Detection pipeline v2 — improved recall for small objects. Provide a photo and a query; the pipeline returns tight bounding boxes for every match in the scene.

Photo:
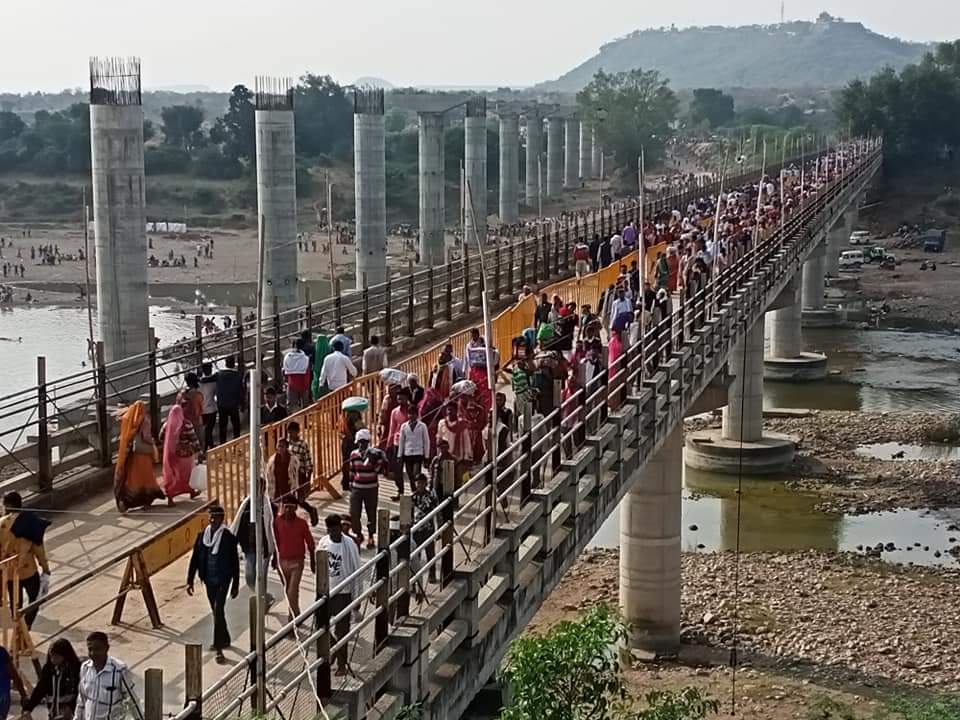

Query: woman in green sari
[311,334,331,399]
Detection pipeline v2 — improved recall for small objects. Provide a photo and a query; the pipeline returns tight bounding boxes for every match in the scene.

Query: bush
[192,147,243,180]
[145,145,192,175]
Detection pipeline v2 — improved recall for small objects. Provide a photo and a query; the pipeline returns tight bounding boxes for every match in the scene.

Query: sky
[2,0,958,93]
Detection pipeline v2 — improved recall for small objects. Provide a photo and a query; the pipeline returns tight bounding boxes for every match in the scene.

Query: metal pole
[82,193,95,364]
[251,214,267,714]
[537,154,543,221]
[327,174,336,299]
[465,179,498,536]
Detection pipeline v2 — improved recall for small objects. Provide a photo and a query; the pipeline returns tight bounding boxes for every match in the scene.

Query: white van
[849,230,871,245]
[839,249,864,270]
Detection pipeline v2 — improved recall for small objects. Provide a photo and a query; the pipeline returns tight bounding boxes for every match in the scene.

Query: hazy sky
[3,1,958,93]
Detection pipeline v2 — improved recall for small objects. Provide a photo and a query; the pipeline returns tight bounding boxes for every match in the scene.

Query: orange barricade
[206,254,637,521]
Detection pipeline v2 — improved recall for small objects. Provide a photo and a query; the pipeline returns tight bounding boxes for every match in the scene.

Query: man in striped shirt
[347,429,384,549]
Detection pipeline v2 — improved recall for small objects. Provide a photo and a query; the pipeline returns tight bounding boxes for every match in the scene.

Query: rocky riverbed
[687,411,960,514]
[532,549,960,696]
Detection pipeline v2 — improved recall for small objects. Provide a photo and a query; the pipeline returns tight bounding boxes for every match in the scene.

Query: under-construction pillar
[546,117,563,197]
[564,117,580,190]
[498,112,519,225]
[418,112,445,266]
[463,97,487,244]
[524,107,542,209]
[354,88,387,288]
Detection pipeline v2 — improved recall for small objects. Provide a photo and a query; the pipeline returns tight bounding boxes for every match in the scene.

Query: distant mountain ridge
[538,15,933,92]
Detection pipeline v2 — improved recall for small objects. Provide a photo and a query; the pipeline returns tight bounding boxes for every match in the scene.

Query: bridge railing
[194,144,881,720]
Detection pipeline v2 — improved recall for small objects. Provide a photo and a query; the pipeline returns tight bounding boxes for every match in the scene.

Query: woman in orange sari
[114,401,164,511]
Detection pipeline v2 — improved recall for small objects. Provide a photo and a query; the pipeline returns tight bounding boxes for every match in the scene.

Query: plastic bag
[39,573,51,599]
[379,368,408,386]
[189,463,208,493]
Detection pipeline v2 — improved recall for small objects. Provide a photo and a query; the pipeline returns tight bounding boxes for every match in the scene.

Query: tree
[576,69,678,172]
[209,84,255,165]
[689,89,734,128]
[499,605,628,720]
[0,112,25,143]
[293,74,352,159]
[160,105,205,150]
[385,108,407,133]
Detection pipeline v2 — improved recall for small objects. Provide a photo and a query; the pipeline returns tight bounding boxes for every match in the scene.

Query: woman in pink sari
[159,403,200,506]
[608,330,625,410]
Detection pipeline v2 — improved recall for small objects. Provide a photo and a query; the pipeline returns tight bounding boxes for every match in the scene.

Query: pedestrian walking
[186,505,240,664]
[274,499,316,617]
[318,514,361,677]
[282,339,311,410]
[361,335,388,374]
[21,638,81,720]
[215,356,244,444]
[74,632,141,720]
[397,405,430,498]
[0,491,51,629]
[198,362,218,452]
[230,484,276,606]
[346,429,385,549]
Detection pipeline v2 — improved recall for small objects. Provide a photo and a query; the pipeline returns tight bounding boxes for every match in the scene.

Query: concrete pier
[579,124,593,180]
[686,316,796,474]
[255,82,299,315]
[620,424,681,656]
[800,241,841,326]
[498,112,519,225]
[546,117,563,197]
[764,284,828,381]
[564,117,580,190]
[464,97,488,244]
[89,58,149,365]
[418,112,445,266]
[524,108,542,210]
[354,88,387,288]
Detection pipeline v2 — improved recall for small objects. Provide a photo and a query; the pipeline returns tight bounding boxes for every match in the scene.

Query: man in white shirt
[74,632,141,720]
[282,339,311,410]
[318,340,357,392]
[318,514,361,676]
[397,405,430,496]
[361,335,388,375]
[609,287,634,332]
[609,232,624,260]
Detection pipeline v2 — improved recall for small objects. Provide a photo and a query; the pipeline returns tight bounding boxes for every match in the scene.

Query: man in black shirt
[215,356,244,444]
[260,386,289,425]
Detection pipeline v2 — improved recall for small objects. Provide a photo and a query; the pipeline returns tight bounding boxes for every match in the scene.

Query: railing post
[314,548,331,700]
[362,277,371,352]
[544,231,551,279]
[248,597,259,710]
[494,243,501,299]
[235,305,245,369]
[426,266,435,329]
[374,508,391,651]
[385,272,394,347]
[95,342,110,466]
[462,251,471,314]
[36,356,51,492]
[147,328,160,436]
[445,262,453,323]
[520,402,532,503]
[305,285,313,333]
[563,222,570,272]
[194,314,203,371]
[272,296,282,385]
[440,461,455,586]
[334,277,343,329]
[144,668,162,720]
[407,261,416,338]
[520,240,527,288]
[184,644,203,720]
[551,379,562,473]
[507,240,515,294]
[397,497,413,618]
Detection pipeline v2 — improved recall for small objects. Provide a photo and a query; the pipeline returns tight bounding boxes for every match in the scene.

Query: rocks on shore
[539,548,960,692]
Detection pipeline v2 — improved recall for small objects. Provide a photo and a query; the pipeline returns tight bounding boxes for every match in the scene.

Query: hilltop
[538,14,932,92]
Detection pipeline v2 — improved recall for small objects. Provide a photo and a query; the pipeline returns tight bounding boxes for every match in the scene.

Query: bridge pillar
[685,316,795,474]
[524,108,542,209]
[354,88,388,288]
[564,117,580,190]
[620,424,681,657]
[764,284,827,381]
[579,123,593,181]
[499,112,520,225]
[418,111,445,266]
[464,98,488,244]
[591,131,602,178]
[546,117,563,197]
[800,240,842,327]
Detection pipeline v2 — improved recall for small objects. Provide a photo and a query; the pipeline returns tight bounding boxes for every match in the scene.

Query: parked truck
[922,229,947,253]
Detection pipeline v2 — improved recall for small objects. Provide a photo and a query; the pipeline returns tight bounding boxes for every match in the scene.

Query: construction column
[619,424,682,656]
[255,78,299,315]
[354,88,387,288]
[524,107,542,210]
[418,112,445,266]
[685,317,795,474]
[498,112,519,225]
[463,97,487,244]
[564,116,580,190]
[592,128,602,178]
[579,123,593,180]
[546,117,563,197]
[89,57,149,366]
[800,240,839,326]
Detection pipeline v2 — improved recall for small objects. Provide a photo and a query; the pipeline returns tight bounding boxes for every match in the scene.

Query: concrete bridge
[0,57,880,720]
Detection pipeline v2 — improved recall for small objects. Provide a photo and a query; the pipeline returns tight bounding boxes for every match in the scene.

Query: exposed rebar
[465,96,487,118]
[353,87,384,115]
[89,57,142,106]
[254,76,294,111]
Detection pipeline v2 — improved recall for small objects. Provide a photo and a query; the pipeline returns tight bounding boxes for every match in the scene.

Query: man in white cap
[346,428,384,549]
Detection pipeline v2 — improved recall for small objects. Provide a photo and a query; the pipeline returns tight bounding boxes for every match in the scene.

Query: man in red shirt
[274,499,316,617]
[386,388,411,500]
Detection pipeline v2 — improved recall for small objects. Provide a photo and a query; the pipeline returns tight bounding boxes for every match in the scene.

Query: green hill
[538,14,932,92]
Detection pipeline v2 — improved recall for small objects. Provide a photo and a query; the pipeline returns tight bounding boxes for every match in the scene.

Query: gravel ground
[533,549,960,694]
